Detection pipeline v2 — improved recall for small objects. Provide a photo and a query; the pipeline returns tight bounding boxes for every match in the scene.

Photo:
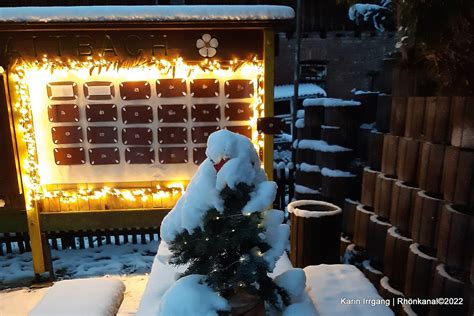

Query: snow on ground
[0,240,158,315]
[0,5,294,23]
[0,274,149,316]
[0,240,158,285]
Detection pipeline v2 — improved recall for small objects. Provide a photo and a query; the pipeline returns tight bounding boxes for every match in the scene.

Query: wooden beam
[40,208,169,232]
[263,29,275,180]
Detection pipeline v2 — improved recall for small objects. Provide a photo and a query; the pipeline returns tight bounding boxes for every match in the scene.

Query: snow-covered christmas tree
[159,130,314,315]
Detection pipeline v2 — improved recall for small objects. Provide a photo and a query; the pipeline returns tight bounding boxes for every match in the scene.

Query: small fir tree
[167,182,290,312]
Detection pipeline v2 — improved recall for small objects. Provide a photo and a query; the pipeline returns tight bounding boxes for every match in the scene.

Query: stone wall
[275,32,396,98]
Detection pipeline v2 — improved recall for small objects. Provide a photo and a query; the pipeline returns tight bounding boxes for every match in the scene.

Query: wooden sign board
[0,5,292,275]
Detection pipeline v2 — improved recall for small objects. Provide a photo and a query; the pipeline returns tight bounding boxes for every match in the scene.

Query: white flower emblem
[196,33,218,58]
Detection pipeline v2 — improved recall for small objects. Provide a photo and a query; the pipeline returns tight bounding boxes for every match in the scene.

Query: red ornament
[214,158,230,172]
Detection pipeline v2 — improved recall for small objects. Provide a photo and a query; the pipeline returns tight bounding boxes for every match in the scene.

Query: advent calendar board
[28,67,258,185]
[0,4,296,213]
[0,5,294,275]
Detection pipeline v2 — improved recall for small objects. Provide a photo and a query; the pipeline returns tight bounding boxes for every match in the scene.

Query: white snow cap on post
[303,97,361,107]
[0,5,294,23]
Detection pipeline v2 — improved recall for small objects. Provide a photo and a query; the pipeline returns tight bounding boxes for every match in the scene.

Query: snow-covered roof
[274,83,326,101]
[0,5,295,23]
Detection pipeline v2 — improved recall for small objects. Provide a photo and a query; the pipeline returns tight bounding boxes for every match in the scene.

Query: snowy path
[0,275,148,316]
[0,240,159,315]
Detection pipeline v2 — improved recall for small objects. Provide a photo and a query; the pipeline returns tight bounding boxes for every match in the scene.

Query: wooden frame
[0,9,290,275]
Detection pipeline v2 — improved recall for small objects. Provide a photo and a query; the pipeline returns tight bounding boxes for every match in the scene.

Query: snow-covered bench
[29,278,125,316]
[137,242,394,316]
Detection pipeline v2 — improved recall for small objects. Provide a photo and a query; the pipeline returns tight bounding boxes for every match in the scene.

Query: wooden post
[6,71,46,274]
[263,29,274,180]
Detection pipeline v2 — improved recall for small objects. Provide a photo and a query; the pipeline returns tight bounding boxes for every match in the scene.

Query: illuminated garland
[44,184,184,204]
[11,56,265,210]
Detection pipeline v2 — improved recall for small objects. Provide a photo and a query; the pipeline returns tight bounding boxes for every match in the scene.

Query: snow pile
[29,278,125,316]
[0,5,294,23]
[295,118,305,128]
[274,269,317,316]
[360,122,376,130]
[160,130,272,243]
[274,83,327,101]
[351,88,380,95]
[297,139,352,152]
[321,168,355,178]
[299,163,321,173]
[321,125,340,130]
[297,109,305,119]
[303,98,361,107]
[294,184,320,195]
[304,264,394,316]
[159,275,230,316]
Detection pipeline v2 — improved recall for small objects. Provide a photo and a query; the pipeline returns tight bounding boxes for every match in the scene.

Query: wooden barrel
[321,170,358,206]
[288,200,342,268]
[390,181,420,234]
[362,260,384,289]
[343,243,367,268]
[357,125,373,160]
[374,173,397,219]
[417,142,445,195]
[353,204,375,249]
[366,215,392,270]
[304,104,324,128]
[442,146,474,207]
[436,204,474,271]
[429,264,473,316]
[361,167,380,207]
[340,235,351,258]
[450,96,474,149]
[316,148,354,170]
[396,137,420,183]
[411,191,444,250]
[354,91,378,123]
[324,103,361,130]
[295,147,317,165]
[384,227,412,289]
[381,134,400,176]
[295,164,321,191]
[390,96,407,136]
[423,96,451,144]
[405,97,426,138]
[405,243,438,299]
[342,199,359,238]
[321,125,356,148]
[376,94,392,133]
[368,130,384,171]
[379,276,404,315]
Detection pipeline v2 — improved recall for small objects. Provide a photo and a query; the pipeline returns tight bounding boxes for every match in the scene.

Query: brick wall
[276,32,396,98]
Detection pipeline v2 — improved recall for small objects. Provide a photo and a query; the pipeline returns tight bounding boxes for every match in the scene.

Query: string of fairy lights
[10,55,265,211]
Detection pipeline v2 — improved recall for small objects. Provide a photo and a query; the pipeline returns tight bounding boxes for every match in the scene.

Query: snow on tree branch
[348,0,392,32]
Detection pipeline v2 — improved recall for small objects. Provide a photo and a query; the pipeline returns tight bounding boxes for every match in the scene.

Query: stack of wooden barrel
[347,95,473,315]
[293,94,382,207]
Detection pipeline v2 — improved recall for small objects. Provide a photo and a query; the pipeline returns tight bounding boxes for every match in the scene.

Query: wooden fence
[0,228,160,255]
